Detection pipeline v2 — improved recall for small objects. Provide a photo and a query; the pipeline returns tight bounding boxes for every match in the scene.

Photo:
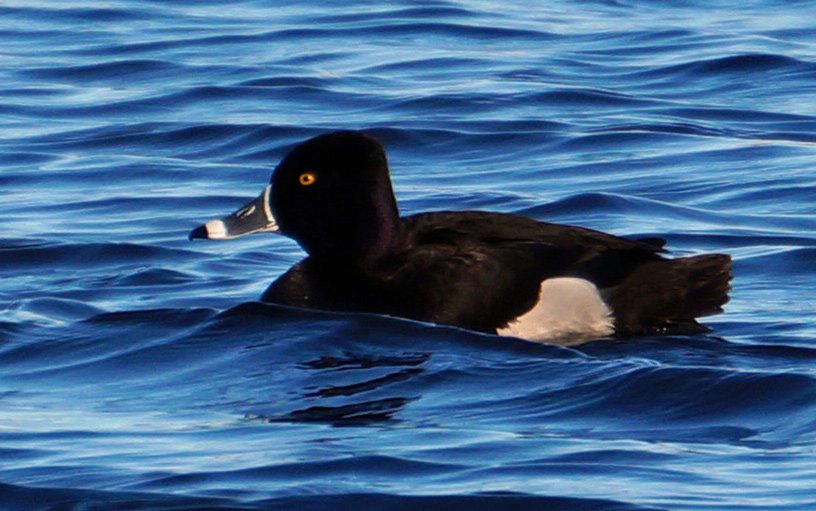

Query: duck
[190,130,731,343]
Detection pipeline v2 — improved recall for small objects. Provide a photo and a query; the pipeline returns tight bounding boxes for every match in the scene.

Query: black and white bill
[189,185,278,240]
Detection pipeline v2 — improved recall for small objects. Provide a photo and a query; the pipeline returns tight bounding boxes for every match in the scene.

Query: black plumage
[194,131,732,339]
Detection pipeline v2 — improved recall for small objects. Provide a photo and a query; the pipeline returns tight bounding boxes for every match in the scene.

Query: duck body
[191,131,731,343]
[260,210,730,340]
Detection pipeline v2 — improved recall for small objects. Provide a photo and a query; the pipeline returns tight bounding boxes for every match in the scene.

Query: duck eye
[298,172,317,186]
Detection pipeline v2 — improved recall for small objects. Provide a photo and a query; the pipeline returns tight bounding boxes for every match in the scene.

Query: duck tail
[606,252,732,335]
[680,253,732,318]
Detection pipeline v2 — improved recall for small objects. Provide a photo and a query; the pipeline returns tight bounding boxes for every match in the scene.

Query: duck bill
[189,185,279,240]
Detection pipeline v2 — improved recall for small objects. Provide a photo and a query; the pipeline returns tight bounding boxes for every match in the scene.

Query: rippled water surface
[2,1,816,510]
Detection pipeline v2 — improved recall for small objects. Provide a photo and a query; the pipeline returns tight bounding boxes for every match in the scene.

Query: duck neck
[311,186,401,271]
[361,188,401,267]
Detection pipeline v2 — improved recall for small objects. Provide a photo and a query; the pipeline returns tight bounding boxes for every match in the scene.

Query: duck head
[190,131,401,267]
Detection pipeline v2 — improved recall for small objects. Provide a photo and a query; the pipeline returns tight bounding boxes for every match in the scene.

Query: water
[2,1,816,509]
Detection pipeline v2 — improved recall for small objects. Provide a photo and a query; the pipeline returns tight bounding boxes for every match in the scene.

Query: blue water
[2,1,816,509]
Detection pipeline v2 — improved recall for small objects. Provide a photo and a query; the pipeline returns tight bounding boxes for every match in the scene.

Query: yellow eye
[298,172,317,186]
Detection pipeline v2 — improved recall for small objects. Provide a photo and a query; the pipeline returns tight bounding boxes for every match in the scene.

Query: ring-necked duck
[190,131,731,343]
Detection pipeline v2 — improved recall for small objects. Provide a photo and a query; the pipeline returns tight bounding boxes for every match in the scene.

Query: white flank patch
[204,219,229,239]
[497,277,615,344]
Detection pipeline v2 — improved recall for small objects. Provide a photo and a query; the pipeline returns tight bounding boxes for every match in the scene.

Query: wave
[22,59,185,82]
[0,483,663,511]
[5,301,815,435]
[0,6,152,23]
[0,240,198,269]
[641,53,816,79]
